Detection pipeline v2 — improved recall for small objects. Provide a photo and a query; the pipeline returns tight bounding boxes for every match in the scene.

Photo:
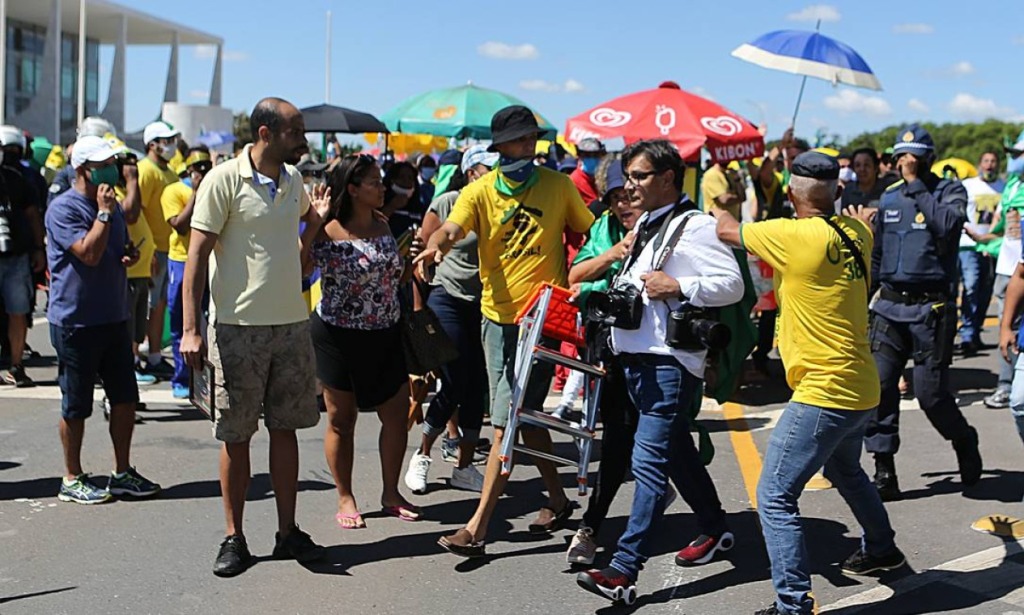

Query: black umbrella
[300,104,388,134]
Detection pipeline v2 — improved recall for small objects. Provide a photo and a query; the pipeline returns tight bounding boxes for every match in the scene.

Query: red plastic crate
[514,283,585,347]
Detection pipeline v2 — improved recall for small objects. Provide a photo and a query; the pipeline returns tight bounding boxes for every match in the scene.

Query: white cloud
[189,89,210,100]
[949,61,975,76]
[948,93,1016,121]
[477,41,539,60]
[193,45,248,61]
[519,79,586,93]
[892,23,934,34]
[563,79,586,93]
[691,86,716,101]
[786,4,841,22]
[907,98,930,113]
[823,89,892,116]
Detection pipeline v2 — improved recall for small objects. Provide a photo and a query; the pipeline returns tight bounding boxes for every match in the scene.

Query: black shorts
[310,311,407,409]
[50,321,139,419]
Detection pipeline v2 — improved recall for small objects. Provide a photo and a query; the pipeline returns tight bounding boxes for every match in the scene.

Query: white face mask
[391,185,415,198]
[157,144,176,163]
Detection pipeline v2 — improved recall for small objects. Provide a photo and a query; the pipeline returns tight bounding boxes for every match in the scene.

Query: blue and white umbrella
[732,28,881,125]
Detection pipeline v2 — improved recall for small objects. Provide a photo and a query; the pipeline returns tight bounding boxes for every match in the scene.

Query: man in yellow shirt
[161,147,212,399]
[714,152,904,615]
[417,106,594,557]
[701,162,745,220]
[137,120,181,377]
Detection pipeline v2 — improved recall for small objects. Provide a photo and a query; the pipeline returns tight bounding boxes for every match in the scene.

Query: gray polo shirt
[430,190,481,302]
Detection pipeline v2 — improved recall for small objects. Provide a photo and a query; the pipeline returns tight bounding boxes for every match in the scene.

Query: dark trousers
[582,360,638,534]
[422,286,488,440]
[864,311,973,455]
[754,309,777,364]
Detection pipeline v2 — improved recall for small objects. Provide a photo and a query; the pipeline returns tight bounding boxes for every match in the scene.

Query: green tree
[233,112,252,147]
[844,120,1024,166]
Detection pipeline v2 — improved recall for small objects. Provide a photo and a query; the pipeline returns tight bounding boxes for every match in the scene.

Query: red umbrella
[565,82,764,163]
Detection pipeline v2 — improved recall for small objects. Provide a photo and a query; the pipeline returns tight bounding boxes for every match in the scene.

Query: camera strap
[651,209,701,272]
[620,197,697,277]
[821,215,870,295]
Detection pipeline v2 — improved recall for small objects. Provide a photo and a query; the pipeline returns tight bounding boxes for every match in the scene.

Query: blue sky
[113,0,1024,145]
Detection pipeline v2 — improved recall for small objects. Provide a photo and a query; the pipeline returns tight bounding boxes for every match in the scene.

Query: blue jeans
[758,402,898,614]
[167,259,188,388]
[958,249,993,345]
[1006,354,1024,447]
[610,354,728,580]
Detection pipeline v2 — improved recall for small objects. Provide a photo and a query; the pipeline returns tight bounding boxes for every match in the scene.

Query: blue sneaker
[135,370,157,385]
[58,474,112,505]
[172,384,190,399]
[108,467,161,498]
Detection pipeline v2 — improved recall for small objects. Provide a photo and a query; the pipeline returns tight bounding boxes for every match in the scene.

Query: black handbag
[400,281,459,376]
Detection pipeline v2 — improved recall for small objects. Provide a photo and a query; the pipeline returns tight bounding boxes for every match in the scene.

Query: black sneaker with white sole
[576,567,637,605]
[841,546,906,576]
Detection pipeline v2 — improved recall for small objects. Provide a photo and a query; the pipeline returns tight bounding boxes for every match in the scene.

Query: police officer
[864,124,982,501]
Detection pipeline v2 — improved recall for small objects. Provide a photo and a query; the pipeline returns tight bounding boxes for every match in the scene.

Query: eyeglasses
[624,169,662,185]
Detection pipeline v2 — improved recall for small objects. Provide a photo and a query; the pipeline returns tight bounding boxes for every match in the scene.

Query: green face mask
[88,165,119,187]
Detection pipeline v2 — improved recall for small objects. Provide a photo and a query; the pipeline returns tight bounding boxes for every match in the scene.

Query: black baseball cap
[488,105,545,152]
[791,151,839,180]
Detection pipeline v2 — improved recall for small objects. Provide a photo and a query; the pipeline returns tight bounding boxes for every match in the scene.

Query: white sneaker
[567,526,597,565]
[404,453,431,494]
[450,465,484,492]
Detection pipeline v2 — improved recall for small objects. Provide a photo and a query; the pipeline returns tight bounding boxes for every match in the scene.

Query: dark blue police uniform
[864,125,982,500]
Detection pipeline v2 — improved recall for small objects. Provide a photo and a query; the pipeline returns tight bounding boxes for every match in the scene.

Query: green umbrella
[382,83,557,140]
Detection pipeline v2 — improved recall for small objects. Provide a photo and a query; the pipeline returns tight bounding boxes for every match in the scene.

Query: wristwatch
[97,211,112,224]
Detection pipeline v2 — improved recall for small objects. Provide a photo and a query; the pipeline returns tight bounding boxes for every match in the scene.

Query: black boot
[953,426,982,487]
[873,454,901,501]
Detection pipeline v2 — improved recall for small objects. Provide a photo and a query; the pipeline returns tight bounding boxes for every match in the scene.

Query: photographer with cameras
[714,151,904,615]
[576,140,743,604]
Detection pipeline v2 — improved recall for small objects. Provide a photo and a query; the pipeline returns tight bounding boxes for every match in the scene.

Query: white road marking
[821,539,1024,612]
[0,386,186,405]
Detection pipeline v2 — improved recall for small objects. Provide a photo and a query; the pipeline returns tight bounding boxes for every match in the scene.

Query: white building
[1,0,225,147]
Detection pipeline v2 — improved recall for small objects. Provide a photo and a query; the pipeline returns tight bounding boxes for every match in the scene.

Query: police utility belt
[586,200,730,352]
[879,288,947,305]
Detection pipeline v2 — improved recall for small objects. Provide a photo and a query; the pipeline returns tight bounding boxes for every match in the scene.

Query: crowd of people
[5,96,1023,615]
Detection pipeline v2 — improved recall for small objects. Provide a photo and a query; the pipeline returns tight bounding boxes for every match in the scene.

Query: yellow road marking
[722,401,763,509]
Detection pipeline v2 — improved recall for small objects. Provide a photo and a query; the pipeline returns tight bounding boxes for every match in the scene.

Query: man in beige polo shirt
[181,97,331,577]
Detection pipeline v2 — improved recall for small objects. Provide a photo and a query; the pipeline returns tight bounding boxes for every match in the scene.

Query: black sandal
[528,501,576,534]
[438,529,486,558]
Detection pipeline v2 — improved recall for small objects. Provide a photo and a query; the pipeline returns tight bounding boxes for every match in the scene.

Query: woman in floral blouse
[308,154,419,528]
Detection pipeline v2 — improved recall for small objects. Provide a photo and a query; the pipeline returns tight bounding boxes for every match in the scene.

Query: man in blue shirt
[46,135,161,505]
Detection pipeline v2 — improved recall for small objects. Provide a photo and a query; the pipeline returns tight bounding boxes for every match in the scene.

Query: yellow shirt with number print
[740,215,879,410]
[447,166,594,324]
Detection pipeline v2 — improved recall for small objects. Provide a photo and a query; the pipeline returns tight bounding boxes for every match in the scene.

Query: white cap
[143,120,179,145]
[0,125,26,149]
[78,116,116,138]
[461,144,499,173]
[70,135,116,169]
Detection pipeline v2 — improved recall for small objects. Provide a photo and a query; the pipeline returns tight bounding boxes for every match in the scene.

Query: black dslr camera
[587,285,643,330]
[665,303,731,351]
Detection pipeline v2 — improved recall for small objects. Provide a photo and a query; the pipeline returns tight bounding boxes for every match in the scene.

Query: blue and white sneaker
[58,474,112,505]
[172,384,190,399]
[135,370,157,386]
[108,467,161,498]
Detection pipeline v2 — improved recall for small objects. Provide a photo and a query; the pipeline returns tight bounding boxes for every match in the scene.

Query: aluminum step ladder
[499,283,605,495]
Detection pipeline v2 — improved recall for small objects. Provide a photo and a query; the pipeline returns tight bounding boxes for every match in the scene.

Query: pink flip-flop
[336,511,366,529]
[381,504,422,522]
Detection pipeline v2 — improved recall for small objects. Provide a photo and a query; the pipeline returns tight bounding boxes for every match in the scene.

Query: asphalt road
[1,317,1022,615]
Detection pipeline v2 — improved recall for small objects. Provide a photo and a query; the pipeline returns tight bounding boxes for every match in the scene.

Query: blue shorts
[51,321,139,420]
[149,251,169,308]
[0,254,33,315]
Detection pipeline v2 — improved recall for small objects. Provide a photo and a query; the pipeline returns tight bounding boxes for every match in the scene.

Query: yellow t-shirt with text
[137,157,180,252]
[740,216,879,410]
[447,167,594,324]
[161,181,193,262]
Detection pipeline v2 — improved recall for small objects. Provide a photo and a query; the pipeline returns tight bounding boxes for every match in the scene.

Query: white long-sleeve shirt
[610,202,745,379]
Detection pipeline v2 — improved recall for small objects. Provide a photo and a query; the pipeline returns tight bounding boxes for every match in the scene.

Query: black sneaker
[873,454,901,502]
[213,534,254,577]
[576,567,637,605]
[2,365,34,388]
[953,427,982,487]
[272,525,325,563]
[841,546,906,576]
[142,358,175,379]
[753,605,780,615]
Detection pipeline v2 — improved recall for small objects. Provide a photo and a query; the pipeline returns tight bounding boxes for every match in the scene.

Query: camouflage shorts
[208,320,319,443]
